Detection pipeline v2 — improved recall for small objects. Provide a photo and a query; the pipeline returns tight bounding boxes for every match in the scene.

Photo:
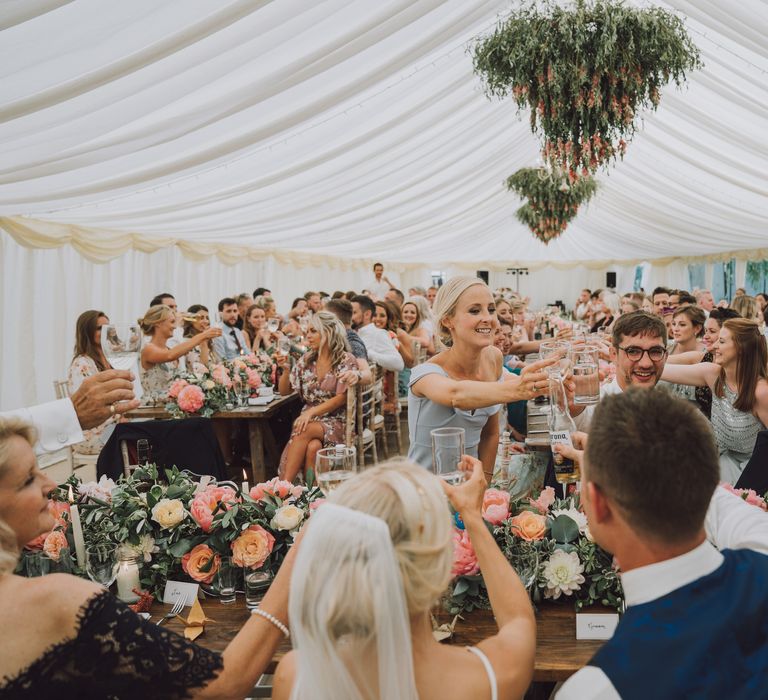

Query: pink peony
[211,364,232,388]
[245,368,262,389]
[168,379,189,399]
[720,483,768,511]
[529,486,556,515]
[250,477,303,501]
[451,528,479,577]
[482,488,511,525]
[177,384,204,413]
[42,530,69,562]
[189,485,239,532]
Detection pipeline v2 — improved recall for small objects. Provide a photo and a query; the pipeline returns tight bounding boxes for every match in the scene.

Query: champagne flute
[101,324,142,371]
[85,544,119,588]
[315,446,357,495]
[430,427,465,484]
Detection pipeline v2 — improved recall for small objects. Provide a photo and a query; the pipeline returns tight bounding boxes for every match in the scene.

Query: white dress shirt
[368,279,391,301]
[1,399,84,454]
[357,323,404,372]
[557,488,768,699]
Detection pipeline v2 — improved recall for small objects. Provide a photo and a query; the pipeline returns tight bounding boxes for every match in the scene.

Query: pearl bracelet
[251,608,290,639]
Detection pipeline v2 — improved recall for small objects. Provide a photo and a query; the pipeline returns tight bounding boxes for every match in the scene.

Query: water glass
[244,569,272,609]
[539,340,571,376]
[217,557,237,604]
[100,324,142,371]
[85,544,119,587]
[49,549,76,574]
[267,318,280,334]
[571,347,600,404]
[430,427,465,484]
[23,550,51,577]
[315,446,358,495]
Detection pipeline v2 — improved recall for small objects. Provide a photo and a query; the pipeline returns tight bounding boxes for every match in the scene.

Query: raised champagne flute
[101,324,142,371]
[315,446,357,495]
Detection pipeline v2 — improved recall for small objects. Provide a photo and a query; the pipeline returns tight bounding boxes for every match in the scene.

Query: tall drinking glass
[430,427,465,484]
[217,557,237,604]
[100,324,142,371]
[244,569,272,610]
[539,340,572,376]
[571,347,600,404]
[315,446,357,495]
[23,550,51,577]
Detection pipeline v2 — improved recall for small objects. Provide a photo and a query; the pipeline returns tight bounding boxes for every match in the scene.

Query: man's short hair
[304,291,318,300]
[150,293,174,307]
[373,262,383,270]
[326,298,353,326]
[582,288,591,295]
[388,288,405,305]
[253,287,270,298]
[677,291,697,305]
[235,293,252,306]
[652,286,671,299]
[352,294,376,318]
[586,389,719,543]
[218,297,237,312]
[612,311,667,347]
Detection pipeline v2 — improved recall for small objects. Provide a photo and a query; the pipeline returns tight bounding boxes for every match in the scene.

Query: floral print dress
[278,352,358,473]
[67,355,117,454]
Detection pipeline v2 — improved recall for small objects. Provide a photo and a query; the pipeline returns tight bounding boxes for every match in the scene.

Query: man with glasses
[572,311,668,431]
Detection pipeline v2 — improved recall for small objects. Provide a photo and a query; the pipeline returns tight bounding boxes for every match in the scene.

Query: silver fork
[157,599,185,626]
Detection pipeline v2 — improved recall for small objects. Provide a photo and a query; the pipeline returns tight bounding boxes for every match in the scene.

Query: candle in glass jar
[68,486,86,568]
[116,555,141,602]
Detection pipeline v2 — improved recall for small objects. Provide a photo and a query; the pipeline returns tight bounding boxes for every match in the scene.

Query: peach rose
[181,544,221,584]
[529,486,556,515]
[250,477,303,502]
[451,529,479,577]
[509,510,548,541]
[42,530,69,562]
[231,525,275,569]
[168,378,189,399]
[188,485,238,533]
[177,385,204,413]
[482,488,511,525]
[26,501,71,550]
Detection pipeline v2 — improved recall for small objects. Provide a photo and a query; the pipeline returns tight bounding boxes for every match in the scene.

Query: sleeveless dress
[710,383,765,483]
[407,363,501,468]
[0,590,221,699]
[139,359,178,405]
[466,646,498,700]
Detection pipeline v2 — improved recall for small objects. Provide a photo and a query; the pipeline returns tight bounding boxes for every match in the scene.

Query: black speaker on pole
[606,271,617,288]
[477,270,489,284]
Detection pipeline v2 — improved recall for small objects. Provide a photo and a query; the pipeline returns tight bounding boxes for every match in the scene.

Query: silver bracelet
[251,608,290,639]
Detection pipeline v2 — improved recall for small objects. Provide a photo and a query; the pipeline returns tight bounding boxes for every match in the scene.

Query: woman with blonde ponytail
[273,457,536,700]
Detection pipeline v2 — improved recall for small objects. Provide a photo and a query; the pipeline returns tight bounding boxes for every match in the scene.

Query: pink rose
[482,488,510,525]
[246,368,262,390]
[168,378,189,399]
[529,486,556,514]
[451,528,479,577]
[42,530,68,562]
[177,385,204,413]
[720,483,768,511]
[231,525,275,569]
[181,544,220,584]
[189,485,239,532]
[250,477,303,501]
[211,364,232,388]
[309,498,326,512]
[243,354,259,365]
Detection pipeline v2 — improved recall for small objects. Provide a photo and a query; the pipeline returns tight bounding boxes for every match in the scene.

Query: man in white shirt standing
[351,295,404,372]
[368,262,393,301]
[574,288,591,321]
[556,390,768,699]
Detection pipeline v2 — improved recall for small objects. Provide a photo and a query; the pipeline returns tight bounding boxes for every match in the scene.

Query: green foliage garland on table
[507,167,598,243]
[473,0,701,177]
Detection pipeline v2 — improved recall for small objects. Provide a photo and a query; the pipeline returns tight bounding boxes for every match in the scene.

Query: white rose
[202,380,215,390]
[270,504,304,531]
[151,498,187,529]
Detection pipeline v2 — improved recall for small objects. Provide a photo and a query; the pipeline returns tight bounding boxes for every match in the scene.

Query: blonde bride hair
[0,418,37,574]
[431,276,490,348]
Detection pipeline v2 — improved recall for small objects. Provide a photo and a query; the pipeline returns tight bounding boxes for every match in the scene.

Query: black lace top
[0,591,222,699]
[695,351,714,418]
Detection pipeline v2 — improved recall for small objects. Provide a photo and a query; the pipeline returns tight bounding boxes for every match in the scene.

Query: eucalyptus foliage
[474,0,701,175]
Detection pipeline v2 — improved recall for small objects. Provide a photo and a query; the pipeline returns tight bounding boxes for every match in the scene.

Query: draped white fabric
[0,0,766,409]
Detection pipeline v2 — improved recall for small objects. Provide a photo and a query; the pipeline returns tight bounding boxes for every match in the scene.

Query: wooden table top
[126,392,298,420]
[150,596,605,682]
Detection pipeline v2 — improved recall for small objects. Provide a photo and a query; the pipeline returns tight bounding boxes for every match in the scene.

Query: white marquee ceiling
[0,0,766,266]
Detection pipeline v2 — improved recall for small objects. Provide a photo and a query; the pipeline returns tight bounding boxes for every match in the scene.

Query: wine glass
[266,318,280,334]
[314,446,357,495]
[85,544,119,588]
[298,315,310,333]
[101,324,142,371]
[430,427,465,484]
[277,337,292,357]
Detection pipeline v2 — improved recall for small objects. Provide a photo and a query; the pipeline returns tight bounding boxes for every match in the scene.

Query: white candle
[116,557,141,602]
[68,486,86,568]
[241,481,249,493]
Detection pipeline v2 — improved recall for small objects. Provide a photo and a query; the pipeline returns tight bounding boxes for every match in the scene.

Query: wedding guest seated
[556,390,768,700]
[67,311,119,455]
[212,298,248,360]
[426,285,438,307]
[252,286,271,299]
[325,298,372,386]
[281,297,309,337]
[590,291,619,333]
[234,293,253,330]
[149,293,177,314]
[273,457,536,700]
[351,295,404,372]
[253,294,283,327]
[275,312,358,482]
[651,286,671,315]
[374,300,414,369]
[384,287,405,306]
[406,295,437,352]
[182,304,216,368]
[660,304,706,407]
[139,305,221,402]
[695,288,716,313]
[304,291,322,315]
[732,294,765,328]
[243,304,276,353]
[0,417,297,699]
[401,299,434,356]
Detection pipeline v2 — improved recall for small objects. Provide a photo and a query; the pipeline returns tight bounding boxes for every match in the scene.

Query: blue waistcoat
[590,549,768,699]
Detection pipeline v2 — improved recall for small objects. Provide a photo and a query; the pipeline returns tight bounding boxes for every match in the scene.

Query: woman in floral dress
[276,312,358,482]
[67,310,117,454]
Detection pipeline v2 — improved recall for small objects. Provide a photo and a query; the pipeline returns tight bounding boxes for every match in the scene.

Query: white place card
[576,613,619,640]
[162,580,199,606]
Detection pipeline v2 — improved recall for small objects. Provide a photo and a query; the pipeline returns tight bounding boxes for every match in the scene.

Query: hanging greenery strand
[507,167,598,244]
[474,0,702,178]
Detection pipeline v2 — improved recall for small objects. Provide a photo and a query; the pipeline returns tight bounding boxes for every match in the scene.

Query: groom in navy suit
[557,389,768,700]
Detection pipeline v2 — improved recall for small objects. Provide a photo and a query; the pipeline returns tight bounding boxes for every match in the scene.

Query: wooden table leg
[248,421,266,484]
